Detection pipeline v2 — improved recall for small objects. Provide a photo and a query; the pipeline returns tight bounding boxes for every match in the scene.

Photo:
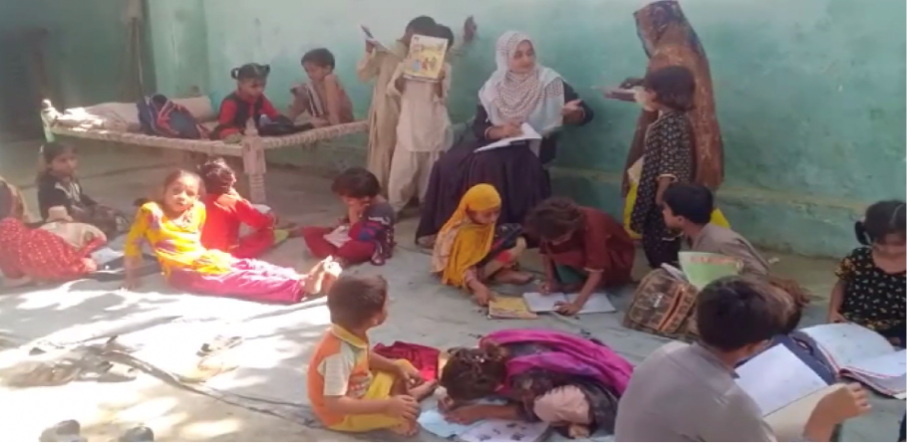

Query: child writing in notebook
[308,275,437,436]
[829,200,906,347]
[198,158,292,259]
[386,24,455,216]
[289,48,355,127]
[212,63,286,142]
[301,168,395,266]
[125,169,338,303]
[37,142,129,238]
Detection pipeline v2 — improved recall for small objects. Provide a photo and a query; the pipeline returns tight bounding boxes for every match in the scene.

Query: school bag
[623,268,700,341]
[137,94,208,139]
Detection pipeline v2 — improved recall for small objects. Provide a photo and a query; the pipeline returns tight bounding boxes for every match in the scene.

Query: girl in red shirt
[199,158,292,258]
[212,63,285,141]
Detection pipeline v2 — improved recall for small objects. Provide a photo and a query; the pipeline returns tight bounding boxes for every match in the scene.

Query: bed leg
[242,119,267,204]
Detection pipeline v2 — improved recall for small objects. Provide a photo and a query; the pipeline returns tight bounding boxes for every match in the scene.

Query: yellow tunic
[124,201,233,276]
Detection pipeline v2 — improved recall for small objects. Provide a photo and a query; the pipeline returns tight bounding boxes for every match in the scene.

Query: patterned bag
[623,268,700,341]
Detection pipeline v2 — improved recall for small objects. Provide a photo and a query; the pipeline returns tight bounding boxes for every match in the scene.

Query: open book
[474,123,542,153]
[403,34,449,81]
[677,252,743,290]
[418,406,549,442]
[801,323,906,398]
[522,291,617,315]
[736,323,905,411]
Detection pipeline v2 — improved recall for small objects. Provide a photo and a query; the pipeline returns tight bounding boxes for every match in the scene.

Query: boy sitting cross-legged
[307,275,437,436]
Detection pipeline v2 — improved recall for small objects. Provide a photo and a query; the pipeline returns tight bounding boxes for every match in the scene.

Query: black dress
[415,81,593,244]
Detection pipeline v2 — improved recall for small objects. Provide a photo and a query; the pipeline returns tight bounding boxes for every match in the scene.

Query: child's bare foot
[494,269,533,285]
[387,420,419,437]
[568,423,591,439]
[408,379,438,401]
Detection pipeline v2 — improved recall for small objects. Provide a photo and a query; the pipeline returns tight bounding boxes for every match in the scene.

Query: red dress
[0,218,104,281]
[541,207,635,287]
[200,192,276,259]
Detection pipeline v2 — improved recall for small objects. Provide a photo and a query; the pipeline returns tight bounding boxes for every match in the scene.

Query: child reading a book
[358,16,438,190]
[386,24,455,215]
[439,328,632,438]
[289,48,354,127]
[616,277,871,441]
[829,200,906,347]
[125,169,338,303]
[523,197,635,316]
[307,275,437,436]
[198,158,291,259]
[212,63,287,142]
[301,168,395,266]
[431,184,531,306]
[37,142,129,239]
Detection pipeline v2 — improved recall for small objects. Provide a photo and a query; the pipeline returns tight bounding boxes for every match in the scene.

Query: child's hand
[538,281,560,295]
[561,99,583,117]
[365,39,376,54]
[555,300,583,316]
[474,287,493,306]
[395,362,424,387]
[81,258,98,273]
[384,395,420,421]
[445,405,487,425]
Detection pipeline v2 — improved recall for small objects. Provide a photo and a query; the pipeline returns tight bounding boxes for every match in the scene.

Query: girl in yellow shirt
[124,169,338,302]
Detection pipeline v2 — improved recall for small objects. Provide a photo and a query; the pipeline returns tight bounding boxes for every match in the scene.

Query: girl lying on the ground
[36,142,129,239]
[438,328,634,438]
[431,184,532,306]
[124,169,338,303]
[0,176,104,287]
[198,158,292,259]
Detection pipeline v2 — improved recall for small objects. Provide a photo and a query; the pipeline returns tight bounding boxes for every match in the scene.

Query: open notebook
[474,123,542,153]
[522,292,617,315]
[737,323,906,410]
[801,323,906,398]
[488,296,538,320]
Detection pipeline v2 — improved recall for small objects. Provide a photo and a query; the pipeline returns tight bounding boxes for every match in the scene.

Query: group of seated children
[213,47,354,143]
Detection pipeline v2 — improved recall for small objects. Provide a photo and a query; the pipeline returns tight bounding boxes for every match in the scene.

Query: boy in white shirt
[386,25,455,215]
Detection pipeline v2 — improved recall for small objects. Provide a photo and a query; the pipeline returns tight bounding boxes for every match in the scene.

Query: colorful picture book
[677,252,743,290]
[403,34,449,81]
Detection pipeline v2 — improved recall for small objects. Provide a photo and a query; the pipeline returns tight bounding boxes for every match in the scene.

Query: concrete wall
[148,0,906,258]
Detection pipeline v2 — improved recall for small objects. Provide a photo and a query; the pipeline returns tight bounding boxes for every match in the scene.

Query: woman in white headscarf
[416,31,593,246]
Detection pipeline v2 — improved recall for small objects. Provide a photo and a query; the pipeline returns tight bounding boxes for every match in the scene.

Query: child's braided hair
[440,343,509,401]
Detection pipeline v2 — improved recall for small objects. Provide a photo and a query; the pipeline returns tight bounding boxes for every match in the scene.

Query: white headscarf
[479,31,565,134]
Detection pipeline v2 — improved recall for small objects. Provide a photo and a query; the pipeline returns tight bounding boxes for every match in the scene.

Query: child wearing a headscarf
[430,184,531,305]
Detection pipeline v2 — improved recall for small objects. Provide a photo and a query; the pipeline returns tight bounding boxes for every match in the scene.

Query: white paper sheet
[253,204,271,214]
[523,292,617,314]
[800,323,896,370]
[847,350,908,378]
[474,123,542,153]
[735,345,828,416]
[459,419,549,442]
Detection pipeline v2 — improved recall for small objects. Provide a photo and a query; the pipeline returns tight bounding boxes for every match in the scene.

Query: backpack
[623,268,700,341]
[137,94,207,139]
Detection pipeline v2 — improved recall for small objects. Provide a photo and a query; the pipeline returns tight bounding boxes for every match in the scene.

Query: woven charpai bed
[40,96,367,204]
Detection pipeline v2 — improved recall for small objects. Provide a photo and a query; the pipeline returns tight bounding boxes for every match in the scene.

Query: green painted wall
[147,0,906,258]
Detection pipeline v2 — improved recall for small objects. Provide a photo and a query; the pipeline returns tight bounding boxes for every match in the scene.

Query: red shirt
[200,193,275,253]
[0,218,103,281]
[216,90,281,138]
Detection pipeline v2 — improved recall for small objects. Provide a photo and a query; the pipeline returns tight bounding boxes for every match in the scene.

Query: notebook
[735,344,829,416]
[474,123,542,153]
[488,296,538,320]
[522,292,617,314]
[403,34,449,81]
[801,323,906,398]
[677,252,743,290]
